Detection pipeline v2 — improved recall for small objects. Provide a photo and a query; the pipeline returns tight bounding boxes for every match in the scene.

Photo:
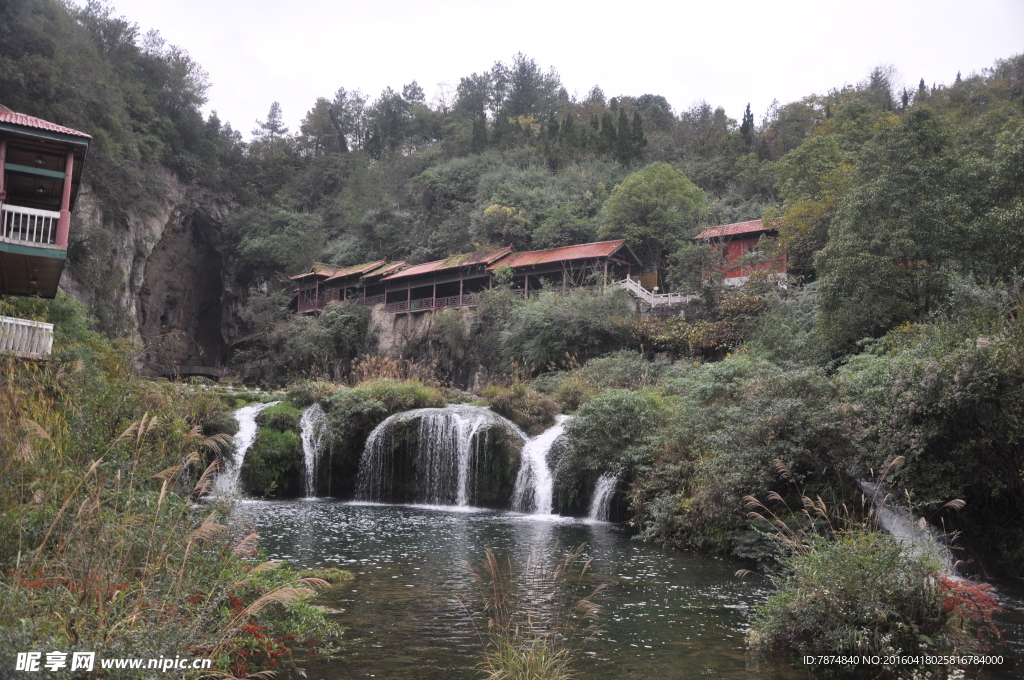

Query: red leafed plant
[938,577,1002,643]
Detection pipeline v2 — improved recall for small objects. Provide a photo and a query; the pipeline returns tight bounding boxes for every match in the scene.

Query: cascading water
[216,401,279,495]
[300,403,328,497]
[511,415,571,515]
[356,405,523,506]
[588,473,619,521]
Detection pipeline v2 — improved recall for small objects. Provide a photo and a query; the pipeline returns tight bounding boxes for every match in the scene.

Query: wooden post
[459,276,464,307]
[0,136,7,195]
[603,260,608,288]
[562,266,567,293]
[432,280,436,309]
[56,149,74,248]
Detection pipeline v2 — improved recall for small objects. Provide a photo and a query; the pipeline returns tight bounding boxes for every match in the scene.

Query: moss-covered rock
[256,401,302,432]
[203,410,240,437]
[348,407,524,507]
[473,420,523,507]
[240,428,303,497]
[318,380,447,498]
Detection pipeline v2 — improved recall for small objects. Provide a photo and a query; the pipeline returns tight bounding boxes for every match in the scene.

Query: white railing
[0,315,53,360]
[617,276,697,307]
[1,204,60,245]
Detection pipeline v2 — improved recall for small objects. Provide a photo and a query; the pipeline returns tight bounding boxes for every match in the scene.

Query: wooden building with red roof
[288,239,643,315]
[0,104,91,298]
[693,219,788,285]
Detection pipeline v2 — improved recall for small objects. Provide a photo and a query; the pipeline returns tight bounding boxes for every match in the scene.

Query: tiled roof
[0,107,91,139]
[694,219,778,240]
[363,261,408,280]
[487,239,628,269]
[382,246,512,282]
[323,259,388,283]
[288,262,345,281]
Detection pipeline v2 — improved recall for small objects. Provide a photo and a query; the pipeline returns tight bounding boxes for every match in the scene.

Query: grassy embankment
[0,295,350,678]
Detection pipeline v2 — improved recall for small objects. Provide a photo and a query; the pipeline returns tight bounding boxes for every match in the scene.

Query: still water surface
[233,499,1023,680]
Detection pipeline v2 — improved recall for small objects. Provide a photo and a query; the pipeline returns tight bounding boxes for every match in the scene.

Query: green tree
[740,103,754,145]
[598,162,705,271]
[816,108,968,352]
[253,101,289,142]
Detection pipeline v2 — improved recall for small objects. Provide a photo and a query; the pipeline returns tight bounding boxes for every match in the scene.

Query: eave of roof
[487,239,629,269]
[381,246,512,282]
[363,261,408,280]
[322,259,388,283]
[694,219,778,240]
[288,261,346,281]
[0,108,91,140]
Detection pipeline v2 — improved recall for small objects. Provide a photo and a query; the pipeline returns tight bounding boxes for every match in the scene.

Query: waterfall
[588,473,618,521]
[216,401,280,495]
[356,405,523,506]
[511,415,571,515]
[300,403,328,497]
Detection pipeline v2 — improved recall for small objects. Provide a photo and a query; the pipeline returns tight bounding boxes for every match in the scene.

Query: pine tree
[253,101,288,142]
[471,114,488,154]
[615,108,632,162]
[599,110,617,154]
[740,103,754,145]
[631,111,647,155]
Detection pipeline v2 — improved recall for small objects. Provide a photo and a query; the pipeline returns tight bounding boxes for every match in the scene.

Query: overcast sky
[78,0,1023,138]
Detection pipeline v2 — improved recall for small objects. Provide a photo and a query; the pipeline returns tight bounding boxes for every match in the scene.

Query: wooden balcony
[0,203,67,298]
[0,315,53,359]
[1,203,61,247]
[384,294,478,313]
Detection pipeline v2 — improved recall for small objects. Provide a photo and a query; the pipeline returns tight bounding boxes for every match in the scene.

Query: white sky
[78,0,1024,138]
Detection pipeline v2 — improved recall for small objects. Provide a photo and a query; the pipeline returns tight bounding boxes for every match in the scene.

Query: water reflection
[232,500,1021,680]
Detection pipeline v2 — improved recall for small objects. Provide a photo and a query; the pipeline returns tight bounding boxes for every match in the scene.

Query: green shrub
[256,401,302,432]
[837,314,1024,575]
[748,531,1001,673]
[286,380,340,408]
[204,410,240,437]
[500,288,634,370]
[579,350,662,389]
[241,428,303,497]
[352,378,446,411]
[483,382,558,434]
[630,355,851,553]
[550,372,596,412]
[556,388,666,513]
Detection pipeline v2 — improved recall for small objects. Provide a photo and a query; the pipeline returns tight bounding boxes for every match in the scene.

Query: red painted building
[0,105,91,298]
[693,219,788,285]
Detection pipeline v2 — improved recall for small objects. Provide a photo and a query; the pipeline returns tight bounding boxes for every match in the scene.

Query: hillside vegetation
[3,2,1024,674]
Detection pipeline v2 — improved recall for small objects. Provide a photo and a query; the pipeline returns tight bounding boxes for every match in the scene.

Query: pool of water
[232,499,1023,680]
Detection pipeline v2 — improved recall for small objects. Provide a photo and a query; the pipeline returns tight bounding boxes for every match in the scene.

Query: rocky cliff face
[60,171,239,370]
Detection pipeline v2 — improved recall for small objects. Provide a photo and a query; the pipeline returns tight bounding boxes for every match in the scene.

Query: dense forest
[3,1,1024,677]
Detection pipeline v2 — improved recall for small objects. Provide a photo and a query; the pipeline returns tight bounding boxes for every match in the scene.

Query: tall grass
[462,544,605,680]
[0,296,344,677]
